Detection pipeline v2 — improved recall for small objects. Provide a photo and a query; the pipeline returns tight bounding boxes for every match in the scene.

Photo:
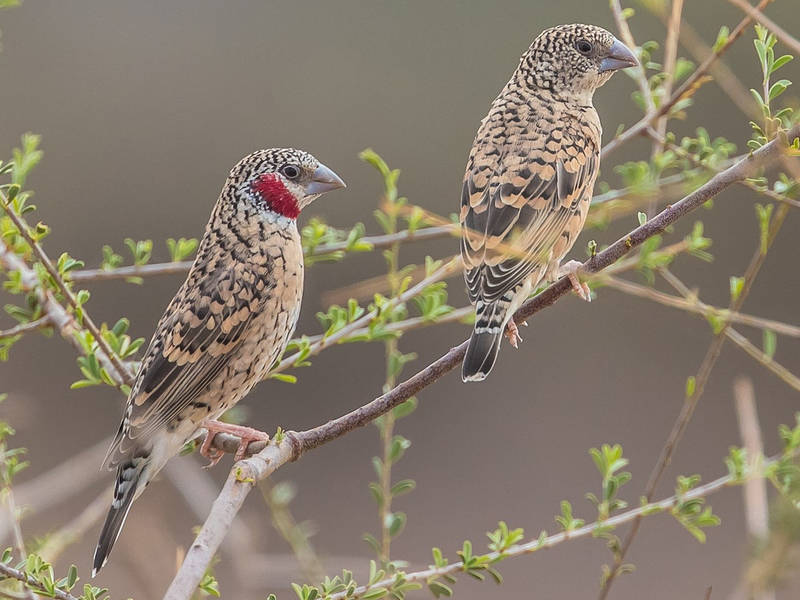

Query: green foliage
[0,550,105,600]
[555,500,585,532]
[670,475,721,543]
[167,237,199,262]
[301,218,372,265]
[749,24,795,149]
[586,444,631,521]
[71,319,143,391]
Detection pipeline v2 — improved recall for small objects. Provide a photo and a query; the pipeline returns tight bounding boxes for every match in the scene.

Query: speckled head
[228,148,345,220]
[520,24,639,99]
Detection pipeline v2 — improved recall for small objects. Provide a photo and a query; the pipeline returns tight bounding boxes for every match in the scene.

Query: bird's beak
[599,38,639,72]
[306,164,346,195]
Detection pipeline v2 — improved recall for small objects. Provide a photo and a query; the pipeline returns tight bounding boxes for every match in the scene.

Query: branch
[598,165,793,597]
[69,225,457,283]
[1,194,133,385]
[164,123,800,600]
[0,242,128,388]
[329,449,787,600]
[727,0,800,54]
[603,276,800,338]
[602,0,775,157]
[0,562,78,600]
[0,317,50,340]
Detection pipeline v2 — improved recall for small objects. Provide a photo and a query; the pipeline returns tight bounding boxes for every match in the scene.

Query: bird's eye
[576,40,593,55]
[281,165,301,179]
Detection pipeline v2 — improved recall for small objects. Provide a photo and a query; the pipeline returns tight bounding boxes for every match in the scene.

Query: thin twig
[606,274,800,392]
[727,0,800,54]
[0,450,36,600]
[1,194,133,385]
[0,562,79,600]
[270,257,462,376]
[327,446,794,600]
[610,0,654,113]
[0,317,50,340]
[603,276,800,338]
[597,194,791,598]
[165,123,799,600]
[654,0,684,156]
[69,225,457,283]
[603,0,775,157]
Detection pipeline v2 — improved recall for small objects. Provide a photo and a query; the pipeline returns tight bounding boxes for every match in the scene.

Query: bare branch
[728,0,800,54]
[603,276,800,338]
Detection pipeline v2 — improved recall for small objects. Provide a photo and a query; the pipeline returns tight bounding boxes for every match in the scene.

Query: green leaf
[390,479,416,497]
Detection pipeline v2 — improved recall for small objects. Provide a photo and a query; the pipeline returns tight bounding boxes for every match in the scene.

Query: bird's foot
[558,260,592,302]
[504,320,523,348]
[199,429,225,468]
[201,420,271,465]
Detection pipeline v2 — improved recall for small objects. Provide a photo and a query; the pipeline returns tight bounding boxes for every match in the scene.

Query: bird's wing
[461,122,598,304]
[106,263,273,467]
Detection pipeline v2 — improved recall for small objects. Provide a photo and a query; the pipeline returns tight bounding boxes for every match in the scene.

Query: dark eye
[576,40,593,55]
[281,164,301,179]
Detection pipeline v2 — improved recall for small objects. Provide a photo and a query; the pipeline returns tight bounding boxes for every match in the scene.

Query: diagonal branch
[602,0,775,157]
[164,125,799,600]
[727,0,800,54]
[1,194,133,385]
[597,182,792,598]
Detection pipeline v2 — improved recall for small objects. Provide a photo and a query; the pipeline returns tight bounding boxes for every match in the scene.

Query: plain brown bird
[93,148,345,575]
[460,24,638,382]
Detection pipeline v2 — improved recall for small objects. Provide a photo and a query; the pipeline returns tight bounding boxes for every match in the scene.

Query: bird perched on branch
[93,148,345,575]
[460,24,638,382]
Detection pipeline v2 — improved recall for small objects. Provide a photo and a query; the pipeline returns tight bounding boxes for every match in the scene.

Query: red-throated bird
[93,148,345,575]
[460,24,638,382]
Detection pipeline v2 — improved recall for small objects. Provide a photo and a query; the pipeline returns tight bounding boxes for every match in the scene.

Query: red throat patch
[252,174,301,220]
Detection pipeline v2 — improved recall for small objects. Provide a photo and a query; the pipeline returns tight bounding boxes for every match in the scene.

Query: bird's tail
[462,300,509,382]
[93,456,148,576]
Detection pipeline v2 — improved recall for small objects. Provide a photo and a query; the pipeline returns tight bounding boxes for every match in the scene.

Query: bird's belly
[169,304,300,442]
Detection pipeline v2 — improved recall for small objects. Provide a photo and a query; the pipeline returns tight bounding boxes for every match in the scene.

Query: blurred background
[1,1,799,598]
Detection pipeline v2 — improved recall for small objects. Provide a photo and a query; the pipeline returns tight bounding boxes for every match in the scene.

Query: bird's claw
[558,260,592,302]
[505,320,523,348]
[200,420,271,466]
[200,432,225,468]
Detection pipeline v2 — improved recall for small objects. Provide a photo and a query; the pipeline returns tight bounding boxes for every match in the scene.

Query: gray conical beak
[599,38,639,72]
[306,164,346,195]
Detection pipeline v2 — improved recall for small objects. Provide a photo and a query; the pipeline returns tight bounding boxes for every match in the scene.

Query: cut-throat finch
[460,24,638,382]
[93,148,345,575]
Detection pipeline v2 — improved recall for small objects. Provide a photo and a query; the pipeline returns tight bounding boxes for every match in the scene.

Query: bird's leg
[504,319,523,348]
[201,420,271,464]
[557,260,592,302]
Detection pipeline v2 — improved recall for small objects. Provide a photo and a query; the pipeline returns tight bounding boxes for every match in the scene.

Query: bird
[460,24,638,382]
[93,148,345,575]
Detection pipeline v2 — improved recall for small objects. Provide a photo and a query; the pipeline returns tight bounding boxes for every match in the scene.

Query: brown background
[1,1,800,598]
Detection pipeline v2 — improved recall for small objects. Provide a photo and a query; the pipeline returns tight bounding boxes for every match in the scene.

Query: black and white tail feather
[462,298,511,382]
[92,455,149,576]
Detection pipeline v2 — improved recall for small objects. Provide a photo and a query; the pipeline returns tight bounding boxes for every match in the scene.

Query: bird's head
[230,148,345,220]
[521,24,639,101]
